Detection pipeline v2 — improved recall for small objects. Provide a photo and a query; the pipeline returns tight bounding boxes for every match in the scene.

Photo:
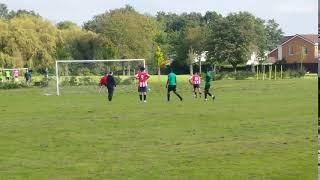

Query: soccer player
[5,70,10,81]
[204,69,215,101]
[44,68,49,80]
[135,66,150,102]
[0,71,3,83]
[166,70,183,101]
[13,68,19,82]
[106,71,116,101]
[189,72,201,98]
[99,73,107,93]
[24,70,31,84]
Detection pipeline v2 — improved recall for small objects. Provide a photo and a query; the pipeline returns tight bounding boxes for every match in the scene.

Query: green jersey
[5,71,10,77]
[205,72,212,86]
[168,72,177,86]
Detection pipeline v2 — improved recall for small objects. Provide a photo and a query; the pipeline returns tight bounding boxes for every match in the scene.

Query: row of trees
[0,4,283,75]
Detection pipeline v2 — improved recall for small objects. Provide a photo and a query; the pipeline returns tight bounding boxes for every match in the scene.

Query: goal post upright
[55,61,60,96]
[55,59,145,96]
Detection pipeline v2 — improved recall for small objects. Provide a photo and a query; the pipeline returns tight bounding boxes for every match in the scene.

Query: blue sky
[1,0,317,35]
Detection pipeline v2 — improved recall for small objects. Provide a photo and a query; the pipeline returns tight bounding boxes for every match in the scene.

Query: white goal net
[52,59,146,96]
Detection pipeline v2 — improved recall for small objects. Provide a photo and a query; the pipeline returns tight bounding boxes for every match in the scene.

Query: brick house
[268,34,318,64]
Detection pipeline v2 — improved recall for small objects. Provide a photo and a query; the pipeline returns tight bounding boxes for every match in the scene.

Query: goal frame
[0,68,29,71]
[55,59,146,96]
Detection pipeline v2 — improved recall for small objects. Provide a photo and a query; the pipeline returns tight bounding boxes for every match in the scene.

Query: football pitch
[0,78,317,179]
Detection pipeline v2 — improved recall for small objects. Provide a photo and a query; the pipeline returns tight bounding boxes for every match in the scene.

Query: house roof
[281,34,318,46]
[299,34,318,44]
[280,36,294,44]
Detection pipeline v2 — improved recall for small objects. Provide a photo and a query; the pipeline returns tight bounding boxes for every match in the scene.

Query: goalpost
[55,59,146,96]
[0,68,29,71]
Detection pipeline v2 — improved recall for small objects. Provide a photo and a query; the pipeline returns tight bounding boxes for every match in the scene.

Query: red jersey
[191,75,201,85]
[100,75,107,86]
[135,71,150,87]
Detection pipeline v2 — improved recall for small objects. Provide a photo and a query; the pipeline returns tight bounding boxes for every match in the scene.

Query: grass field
[0,78,317,179]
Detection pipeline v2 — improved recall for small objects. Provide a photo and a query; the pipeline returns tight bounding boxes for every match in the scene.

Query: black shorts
[193,84,200,89]
[205,85,210,91]
[168,85,176,92]
[138,86,147,93]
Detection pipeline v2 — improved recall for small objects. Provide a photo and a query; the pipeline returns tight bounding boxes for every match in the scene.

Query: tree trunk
[199,59,202,75]
[128,64,131,76]
[189,64,193,75]
[121,62,125,76]
[251,64,255,73]
[233,65,237,73]
[213,64,216,73]
[158,66,161,77]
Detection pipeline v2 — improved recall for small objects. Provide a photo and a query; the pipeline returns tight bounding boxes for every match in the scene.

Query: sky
[1,0,318,35]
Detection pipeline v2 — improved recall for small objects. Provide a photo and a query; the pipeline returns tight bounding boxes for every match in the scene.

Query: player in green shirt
[0,71,3,83]
[166,70,183,101]
[204,69,215,101]
[5,70,10,81]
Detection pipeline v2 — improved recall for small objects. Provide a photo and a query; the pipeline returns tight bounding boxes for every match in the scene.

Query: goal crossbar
[55,59,146,96]
[0,68,29,71]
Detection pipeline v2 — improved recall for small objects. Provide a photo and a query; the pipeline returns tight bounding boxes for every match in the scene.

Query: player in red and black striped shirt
[189,72,202,98]
[135,67,150,102]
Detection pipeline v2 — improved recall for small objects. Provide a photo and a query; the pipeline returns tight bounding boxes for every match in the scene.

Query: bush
[121,77,135,85]
[214,72,226,81]
[284,69,306,78]
[61,77,70,86]
[229,71,255,80]
[114,76,121,84]
[79,77,96,85]
[69,76,79,86]
[61,76,99,86]
[0,83,28,89]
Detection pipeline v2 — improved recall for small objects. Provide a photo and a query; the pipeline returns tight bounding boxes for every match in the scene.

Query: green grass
[0,78,317,179]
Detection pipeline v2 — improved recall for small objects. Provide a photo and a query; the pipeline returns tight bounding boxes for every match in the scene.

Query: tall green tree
[84,5,158,63]
[0,14,59,69]
[206,12,258,72]
[0,3,8,18]
[265,19,283,50]
[187,47,196,75]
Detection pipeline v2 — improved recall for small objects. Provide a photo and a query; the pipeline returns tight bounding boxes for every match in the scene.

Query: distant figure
[99,73,107,93]
[189,72,202,98]
[5,70,10,81]
[204,69,215,101]
[45,68,49,80]
[0,71,3,83]
[24,70,31,84]
[135,67,150,102]
[106,71,116,101]
[13,68,19,82]
[166,70,183,101]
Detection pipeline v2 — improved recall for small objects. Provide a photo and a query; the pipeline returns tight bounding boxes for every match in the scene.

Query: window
[289,46,294,55]
[304,47,308,54]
